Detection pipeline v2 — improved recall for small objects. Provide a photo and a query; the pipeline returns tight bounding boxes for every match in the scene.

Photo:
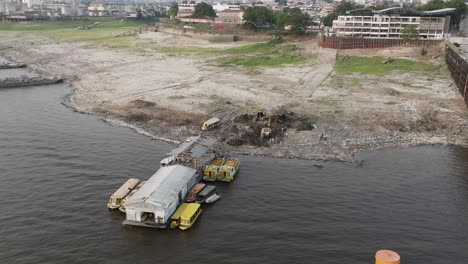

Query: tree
[322,1,363,27]
[243,6,275,30]
[167,3,178,18]
[446,0,467,31]
[136,8,143,20]
[276,7,311,34]
[367,3,391,10]
[416,0,446,11]
[401,24,419,41]
[193,2,216,17]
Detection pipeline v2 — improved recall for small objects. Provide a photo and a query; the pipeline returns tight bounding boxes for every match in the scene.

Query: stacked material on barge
[160,135,217,174]
[203,157,225,181]
[218,158,240,182]
[0,75,63,88]
[122,165,197,229]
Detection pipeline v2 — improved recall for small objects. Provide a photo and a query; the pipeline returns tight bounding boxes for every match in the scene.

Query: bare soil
[1,31,467,161]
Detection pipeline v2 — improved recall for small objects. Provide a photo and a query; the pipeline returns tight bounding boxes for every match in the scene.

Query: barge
[218,158,240,182]
[122,165,197,229]
[107,178,141,210]
[203,157,225,181]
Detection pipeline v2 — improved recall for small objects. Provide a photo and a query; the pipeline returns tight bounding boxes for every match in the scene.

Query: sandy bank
[1,31,467,161]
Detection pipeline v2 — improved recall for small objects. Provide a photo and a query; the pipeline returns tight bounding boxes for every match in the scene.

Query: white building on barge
[122,165,197,228]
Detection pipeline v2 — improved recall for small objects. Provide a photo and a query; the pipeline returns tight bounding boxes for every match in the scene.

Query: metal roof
[166,136,216,159]
[124,165,197,209]
[373,7,456,16]
[346,7,456,17]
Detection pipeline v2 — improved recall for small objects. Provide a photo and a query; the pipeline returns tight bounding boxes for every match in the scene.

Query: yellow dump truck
[201,117,220,131]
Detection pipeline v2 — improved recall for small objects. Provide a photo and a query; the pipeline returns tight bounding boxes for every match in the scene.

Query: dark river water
[0,68,467,264]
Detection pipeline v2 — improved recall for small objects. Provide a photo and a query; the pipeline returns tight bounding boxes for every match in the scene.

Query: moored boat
[118,181,145,213]
[203,157,225,181]
[186,183,206,203]
[217,158,239,182]
[205,193,221,204]
[179,203,202,230]
[196,185,217,204]
[107,178,141,209]
[170,203,190,228]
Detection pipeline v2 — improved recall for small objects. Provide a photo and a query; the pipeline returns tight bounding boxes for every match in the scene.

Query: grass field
[0,18,148,42]
[0,20,310,69]
[217,40,308,69]
[151,39,311,69]
[335,56,444,75]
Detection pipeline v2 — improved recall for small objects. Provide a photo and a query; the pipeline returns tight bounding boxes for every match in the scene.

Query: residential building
[87,0,125,16]
[332,7,455,40]
[213,2,240,12]
[88,3,109,16]
[214,9,244,29]
[177,0,197,17]
[179,15,215,23]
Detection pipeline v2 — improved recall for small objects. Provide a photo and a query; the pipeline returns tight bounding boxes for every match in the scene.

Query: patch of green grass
[335,56,442,75]
[0,19,147,43]
[224,39,284,54]
[91,36,136,47]
[168,95,186,100]
[151,45,215,53]
[350,78,361,86]
[217,39,306,69]
[219,54,304,69]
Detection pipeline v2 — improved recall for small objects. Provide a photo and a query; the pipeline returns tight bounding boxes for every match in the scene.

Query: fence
[318,35,442,50]
[445,46,468,108]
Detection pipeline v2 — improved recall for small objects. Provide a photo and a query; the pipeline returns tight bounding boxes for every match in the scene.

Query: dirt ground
[1,31,467,161]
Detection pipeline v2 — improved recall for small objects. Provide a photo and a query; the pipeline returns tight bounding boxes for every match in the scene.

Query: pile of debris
[219,107,316,147]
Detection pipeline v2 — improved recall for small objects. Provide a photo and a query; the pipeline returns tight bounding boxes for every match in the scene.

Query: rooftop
[166,136,216,159]
[125,165,197,209]
[346,7,456,17]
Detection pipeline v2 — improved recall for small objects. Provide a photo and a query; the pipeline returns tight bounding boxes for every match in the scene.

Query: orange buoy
[375,250,400,264]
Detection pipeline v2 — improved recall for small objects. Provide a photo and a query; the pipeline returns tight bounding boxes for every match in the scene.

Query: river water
[0,68,467,264]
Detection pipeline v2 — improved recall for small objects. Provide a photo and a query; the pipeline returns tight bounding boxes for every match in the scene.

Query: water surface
[0,69,467,264]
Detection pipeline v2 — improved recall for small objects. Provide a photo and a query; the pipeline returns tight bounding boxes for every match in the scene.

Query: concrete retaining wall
[157,27,275,42]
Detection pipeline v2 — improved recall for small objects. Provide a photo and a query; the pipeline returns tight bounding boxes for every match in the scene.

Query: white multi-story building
[177,0,197,17]
[332,7,455,40]
[212,3,240,12]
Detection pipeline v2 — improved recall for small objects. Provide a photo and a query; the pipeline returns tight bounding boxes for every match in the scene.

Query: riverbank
[1,23,467,161]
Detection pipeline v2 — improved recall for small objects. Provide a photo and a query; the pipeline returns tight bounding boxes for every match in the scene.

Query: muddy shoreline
[1,31,467,162]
